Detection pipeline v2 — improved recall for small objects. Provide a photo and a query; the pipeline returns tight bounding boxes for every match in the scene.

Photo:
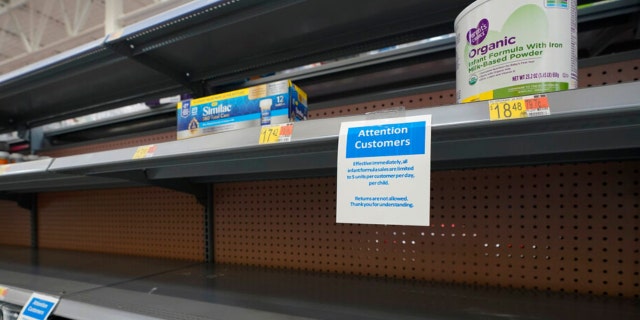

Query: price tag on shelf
[524,94,550,117]
[259,123,294,144]
[107,28,124,41]
[489,94,550,121]
[0,165,10,175]
[132,145,157,159]
[0,286,7,299]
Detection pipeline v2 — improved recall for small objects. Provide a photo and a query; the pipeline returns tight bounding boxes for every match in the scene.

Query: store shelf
[79,264,640,320]
[0,246,195,309]
[246,0,640,102]
[0,158,52,176]
[46,82,640,185]
[0,2,637,320]
[0,159,143,193]
[2,0,638,135]
[0,38,180,133]
[43,103,178,145]
[578,0,640,22]
[0,83,635,193]
[0,0,473,133]
[0,246,637,320]
[108,0,469,87]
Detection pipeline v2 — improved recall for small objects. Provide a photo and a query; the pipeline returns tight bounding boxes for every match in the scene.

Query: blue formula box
[177,80,308,140]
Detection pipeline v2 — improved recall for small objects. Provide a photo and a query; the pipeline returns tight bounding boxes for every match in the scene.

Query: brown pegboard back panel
[38,131,176,157]
[579,58,640,88]
[38,187,204,261]
[309,59,640,120]
[214,161,640,298]
[308,90,457,120]
[0,200,31,247]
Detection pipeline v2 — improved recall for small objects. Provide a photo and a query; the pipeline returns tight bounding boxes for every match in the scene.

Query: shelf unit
[2,82,635,185]
[0,246,198,319]
[0,0,639,319]
[2,82,637,205]
[1,0,638,134]
[0,159,144,194]
[1,99,637,319]
[1,246,638,320]
[0,0,476,132]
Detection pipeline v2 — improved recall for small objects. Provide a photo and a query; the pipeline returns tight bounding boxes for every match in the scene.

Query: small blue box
[177,80,308,140]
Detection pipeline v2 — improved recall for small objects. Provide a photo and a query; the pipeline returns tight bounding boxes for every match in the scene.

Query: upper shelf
[1,0,639,135]
[0,0,473,133]
[48,83,640,184]
[105,0,470,85]
[0,157,144,194]
[2,83,637,195]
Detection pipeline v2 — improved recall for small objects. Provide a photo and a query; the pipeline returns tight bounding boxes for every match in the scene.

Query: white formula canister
[455,0,577,103]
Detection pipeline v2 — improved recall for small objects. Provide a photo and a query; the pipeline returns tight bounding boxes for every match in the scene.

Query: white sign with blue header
[18,293,59,320]
[337,115,431,226]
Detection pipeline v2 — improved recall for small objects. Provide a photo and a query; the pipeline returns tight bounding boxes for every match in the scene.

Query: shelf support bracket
[0,193,36,211]
[0,193,38,248]
[205,183,214,263]
[87,170,208,207]
[104,40,204,97]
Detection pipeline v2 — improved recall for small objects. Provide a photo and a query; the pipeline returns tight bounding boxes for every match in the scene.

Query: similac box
[177,80,308,140]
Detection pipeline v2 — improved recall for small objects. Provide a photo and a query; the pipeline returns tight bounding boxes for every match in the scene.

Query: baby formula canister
[455,0,577,103]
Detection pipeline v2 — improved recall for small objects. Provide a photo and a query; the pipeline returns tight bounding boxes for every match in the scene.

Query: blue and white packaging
[177,80,308,140]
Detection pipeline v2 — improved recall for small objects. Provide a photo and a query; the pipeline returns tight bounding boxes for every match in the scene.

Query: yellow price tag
[259,126,281,144]
[259,123,294,144]
[489,95,550,121]
[132,145,157,159]
[489,98,527,121]
[0,165,9,175]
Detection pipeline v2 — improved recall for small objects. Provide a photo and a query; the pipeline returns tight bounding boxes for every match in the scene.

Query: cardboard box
[177,80,307,140]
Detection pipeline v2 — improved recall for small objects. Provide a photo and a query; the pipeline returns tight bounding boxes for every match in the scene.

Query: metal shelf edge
[47,83,640,175]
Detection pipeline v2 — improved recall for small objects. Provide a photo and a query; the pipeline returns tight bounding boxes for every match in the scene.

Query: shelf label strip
[132,144,157,159]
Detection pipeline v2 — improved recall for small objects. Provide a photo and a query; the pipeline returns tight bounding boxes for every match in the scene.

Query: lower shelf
[0,246,637,320]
